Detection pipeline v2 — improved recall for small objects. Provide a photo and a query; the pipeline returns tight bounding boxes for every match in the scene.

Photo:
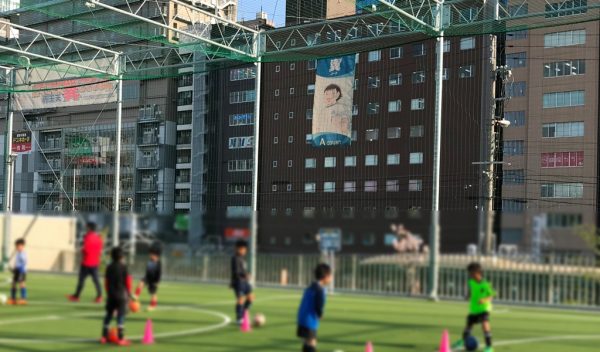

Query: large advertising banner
[311,55,356,147]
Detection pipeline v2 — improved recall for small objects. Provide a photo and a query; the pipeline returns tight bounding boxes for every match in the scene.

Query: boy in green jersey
[453,262,496,352]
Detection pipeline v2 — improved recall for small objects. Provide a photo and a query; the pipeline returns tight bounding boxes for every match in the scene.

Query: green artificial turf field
[0,273,599,351]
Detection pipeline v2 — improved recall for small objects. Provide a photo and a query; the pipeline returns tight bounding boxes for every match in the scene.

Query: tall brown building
[501,15,599,254]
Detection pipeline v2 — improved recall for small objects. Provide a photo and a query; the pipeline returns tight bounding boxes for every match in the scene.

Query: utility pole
[1,68,14,272]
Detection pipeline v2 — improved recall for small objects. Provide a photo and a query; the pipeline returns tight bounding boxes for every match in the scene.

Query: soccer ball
[0,294,7,305]
[253,313,266,327]
[465,335,479,351]
[129,300,141,313]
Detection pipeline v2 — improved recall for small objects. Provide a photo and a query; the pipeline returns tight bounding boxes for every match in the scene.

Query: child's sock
[20,287,27,300]
[484,331,492,347]
[135,287,142,296]
[102,325,109,338]
[302,344,316,352]
[243,299,252,311]
[235,304,243,321]
[150,297,157,307]
[10,287,16,300]
[118,327,124,340]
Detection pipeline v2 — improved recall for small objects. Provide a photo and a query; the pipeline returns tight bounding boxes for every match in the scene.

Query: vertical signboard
[311,55,356,147]
[12,130,31,154]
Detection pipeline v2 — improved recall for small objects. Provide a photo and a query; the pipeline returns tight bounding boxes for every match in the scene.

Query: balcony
[175,195,191,203]
[140,204,157,213]
[139,135,159,145]
[39,140,62,150]
[176,156,191,164]
[176,175,190,184]
[137,158,159,169]
[37,183,57,193]
[138,181,157,192]
[38,160,62,172]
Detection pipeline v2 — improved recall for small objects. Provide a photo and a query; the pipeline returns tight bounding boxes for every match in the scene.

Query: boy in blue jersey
[297,263,332,352]
[8,239,27,305]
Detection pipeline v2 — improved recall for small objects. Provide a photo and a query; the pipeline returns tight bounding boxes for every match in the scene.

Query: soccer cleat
[483,348,494,352]
[451,339,464,350]
[117,339,131,346]
[94,297,103,304]
[67,295,80,302]
[16,299,27,305]
[100,337,108,344]
[6,299,16,305]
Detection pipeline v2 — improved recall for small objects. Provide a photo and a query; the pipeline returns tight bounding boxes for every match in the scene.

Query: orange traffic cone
[365,341,374,352]
[142,319,155,345]
[439,330,451,352]
[240,310,252,332]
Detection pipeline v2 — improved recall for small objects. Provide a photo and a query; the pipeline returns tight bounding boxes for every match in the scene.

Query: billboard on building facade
[311,55,356,147]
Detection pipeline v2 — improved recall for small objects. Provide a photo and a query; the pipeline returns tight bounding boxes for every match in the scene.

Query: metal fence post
[298,255,303,287]
[351,254,357,291]
[202,255,209,281]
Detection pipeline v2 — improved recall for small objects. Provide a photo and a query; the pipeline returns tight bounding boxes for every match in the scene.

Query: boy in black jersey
[230,240,254,325]
[100,247,133,346]
[134,244,162,311]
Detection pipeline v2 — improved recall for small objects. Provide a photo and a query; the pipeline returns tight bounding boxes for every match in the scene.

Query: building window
[411,98,425,110]
[409,179,423,192]
[352,105,359,116]
[460,37,475,50]
[305,183,316,193]
[177,111,192,125]
[290,87,295,95]
[344,181,356,192]
[275,65,281,72]
[274,89,280,97]
[228,159,253,172]
[229,90,256,104]
[545,0,588,18]
[547,213,583,228]
[388,100,401,112]
[227,206,252,219]
[229,67,256,81]
[307,84,315,95]
[272,161,278,168]
[412,71,425,84]
[442,68,449,80]
[273,137,278,144]
[351,130,358,141]
[544,59,585,77]
[273,112,279,120]
[365,155,378,166]
[289,111,295,119]
[323,182,336,193]
[503,169,525,184]
[305,158,316,169]
[303,207,316,218]
[365,129,379,141]
[387,154,400,165]
[368,102,380,115]
[227,183,252,195]
[544,29,586,47]
[390,46,403,59]
[543,90,584,108]
[290,63,296,70]
[507,30,528,40]
[542,121,584,138]
[324,157,337,168]
[507,81,527,97]
[306,134,313,144]
[229,113,255,126]
[345,156,357,167]
[502,199,525,213]
[368,76,380,88]
[307,60,316,70]
[365,181,377,192]
[507,52,527,68]
[228,136,254,149]
[541,183,583,198]
[368,50,381,62]
[288,136,294,143]
[362,233,376,246]
[305,109,314,120]
[413,43,426,56]
[410,125,424,137]
[409,152,423,164]
[503,140,525,156]
[288,160,293,168]
[459,65,475,78]
[504,111,525,127]
[387,127,401,139]
[342,207,355,219]
[389,73,402,86]
[272,184,278,192]
[177,91,193,105]
[386,180,400,192]
[541,151,584,168]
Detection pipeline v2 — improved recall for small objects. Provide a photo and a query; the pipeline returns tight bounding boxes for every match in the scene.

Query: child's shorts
[467,312,490,325]
[297,325,317,339]
[12,269,26,284]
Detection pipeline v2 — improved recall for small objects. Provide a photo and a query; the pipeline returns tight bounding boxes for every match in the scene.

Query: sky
[237,0,286,27]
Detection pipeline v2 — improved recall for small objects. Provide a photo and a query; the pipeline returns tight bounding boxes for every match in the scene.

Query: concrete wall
[0,214,77,272]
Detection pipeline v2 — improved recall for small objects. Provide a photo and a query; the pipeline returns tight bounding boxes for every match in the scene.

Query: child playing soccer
[134,243,162,311]
[8,239,27,305]
[230,240,254,325]
[100,247,133,346]
[297,263,332,352]
[453,262,496,352]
